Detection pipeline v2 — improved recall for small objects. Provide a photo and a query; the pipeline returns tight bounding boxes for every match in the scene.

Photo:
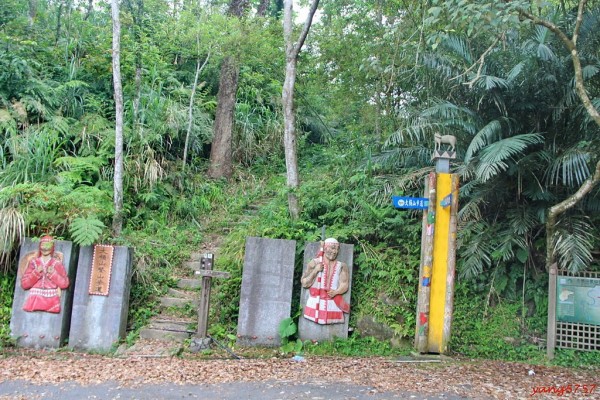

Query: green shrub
[0,274,15,349]
[552,349,600,368]
[450,283,545,363]
[305,334,409,357]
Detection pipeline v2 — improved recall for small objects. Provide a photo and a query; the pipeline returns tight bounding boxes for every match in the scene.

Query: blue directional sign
[440,194,452,208]
[392,196,429,210]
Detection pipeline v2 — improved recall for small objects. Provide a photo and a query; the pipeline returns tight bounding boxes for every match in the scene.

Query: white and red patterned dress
[303,260,349,324]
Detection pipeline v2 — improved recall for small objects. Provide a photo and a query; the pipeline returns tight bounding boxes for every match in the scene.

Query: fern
[69,216,105,246]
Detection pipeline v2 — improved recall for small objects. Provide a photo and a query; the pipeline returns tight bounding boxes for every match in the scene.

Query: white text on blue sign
[392,196,429,210]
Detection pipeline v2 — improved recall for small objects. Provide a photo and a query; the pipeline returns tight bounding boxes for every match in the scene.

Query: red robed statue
[20,236,70,313]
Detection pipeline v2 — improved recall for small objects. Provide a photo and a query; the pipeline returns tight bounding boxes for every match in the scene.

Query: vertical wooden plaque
[89,245,114,296]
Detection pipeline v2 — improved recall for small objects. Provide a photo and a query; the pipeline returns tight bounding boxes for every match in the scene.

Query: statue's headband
[324,238,339,247]
[40,235,54,243]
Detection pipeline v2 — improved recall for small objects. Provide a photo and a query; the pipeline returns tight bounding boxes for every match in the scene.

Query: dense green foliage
[0,274,15,348]
[1,0,599,367]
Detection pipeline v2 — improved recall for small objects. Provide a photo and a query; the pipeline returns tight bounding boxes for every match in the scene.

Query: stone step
[183,261,201,271]
[177,278,201,289]
[139,327,192,341]
[149,319,195,332]
[243,204,260,215]
[167,287,197,298]
[160,297,199,308]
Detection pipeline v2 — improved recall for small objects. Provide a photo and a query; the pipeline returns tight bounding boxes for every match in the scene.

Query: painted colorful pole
[414,135,459,354]
[415,173,436,352]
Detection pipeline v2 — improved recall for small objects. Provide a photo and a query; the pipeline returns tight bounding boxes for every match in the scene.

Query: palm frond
[457,197,484,224]
[385,120,444,146]
[582,64,599,80]
[506,61,525,83]
[476,75,509,90]
[580,187,600,213]
[545,147,591,187]
[457,221,494,279]
[492,230,527,263]
[376,167,434,195]
[522,25,556,61]
[475,133,544,181]
[552,216,594,272]
[463,117,510,163]
[442,35,474,65]
[373,146,432,169]
[421,101,476,121]
[506,207,540,236]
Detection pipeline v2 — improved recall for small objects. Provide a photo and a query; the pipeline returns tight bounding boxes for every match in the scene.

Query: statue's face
[324,244,339,261]
[40,241,53,256]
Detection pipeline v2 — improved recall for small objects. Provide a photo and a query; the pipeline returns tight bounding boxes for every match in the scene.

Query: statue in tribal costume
[301,238,350,324]
[20,236,70,313]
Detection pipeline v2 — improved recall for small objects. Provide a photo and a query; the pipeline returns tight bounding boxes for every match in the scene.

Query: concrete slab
[236,237,296,347]
[68,245,133,352]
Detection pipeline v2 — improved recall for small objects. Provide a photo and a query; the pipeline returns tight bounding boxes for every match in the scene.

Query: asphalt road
[0,379,470,400]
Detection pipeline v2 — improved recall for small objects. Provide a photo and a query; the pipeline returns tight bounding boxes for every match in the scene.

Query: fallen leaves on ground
[0,340,598,400]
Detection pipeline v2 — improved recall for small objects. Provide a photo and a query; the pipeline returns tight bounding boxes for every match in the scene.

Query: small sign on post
[440,194,452,208]
[392,196,429,210]
[192,253,230,351]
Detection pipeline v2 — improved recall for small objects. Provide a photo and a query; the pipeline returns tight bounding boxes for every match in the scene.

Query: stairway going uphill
[139,252,205,342]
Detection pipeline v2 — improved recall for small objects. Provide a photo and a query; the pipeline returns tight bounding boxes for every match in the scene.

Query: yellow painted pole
[428,173,452,353]
[441,174,459,351]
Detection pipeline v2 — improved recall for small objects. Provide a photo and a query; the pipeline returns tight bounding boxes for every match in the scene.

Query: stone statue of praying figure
[20,236,70,313]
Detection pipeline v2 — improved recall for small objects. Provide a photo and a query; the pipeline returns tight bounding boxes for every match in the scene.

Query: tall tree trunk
[207,57,239,179]
[84,0,93,20]
[125,0,144,133]
[282,0,319,219]
[282,55,299,217]
[111,0,124,236]
[55,1,64,45]
[28,0,37,27]
[257,0,270,16]
[206,0,250,179]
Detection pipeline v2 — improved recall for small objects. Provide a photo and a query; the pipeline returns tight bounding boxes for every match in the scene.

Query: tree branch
[519,1,600,127]
[291,0,320,59]
[460,37,500,88]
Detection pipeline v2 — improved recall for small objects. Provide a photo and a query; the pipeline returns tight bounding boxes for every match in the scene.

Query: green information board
[556,276,600,325]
